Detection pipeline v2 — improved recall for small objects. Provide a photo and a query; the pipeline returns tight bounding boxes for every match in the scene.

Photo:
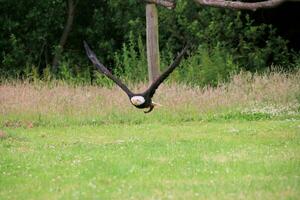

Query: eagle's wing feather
[144,44,189,98]
[84,41,134,97]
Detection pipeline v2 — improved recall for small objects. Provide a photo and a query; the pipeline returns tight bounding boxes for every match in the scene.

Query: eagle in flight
[84,41,188,113]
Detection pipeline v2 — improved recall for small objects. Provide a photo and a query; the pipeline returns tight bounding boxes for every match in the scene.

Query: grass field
[1,72,300,199]
[1,121,299,199]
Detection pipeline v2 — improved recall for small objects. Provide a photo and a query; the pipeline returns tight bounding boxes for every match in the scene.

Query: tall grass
[0,71,299,126]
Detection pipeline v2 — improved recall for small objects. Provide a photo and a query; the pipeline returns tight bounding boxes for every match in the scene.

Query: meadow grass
[0,71,300,199]
[0,71,299,126]
[1,121,299,199]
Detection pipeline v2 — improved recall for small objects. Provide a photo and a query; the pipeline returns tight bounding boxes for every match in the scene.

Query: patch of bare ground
[0,130,6,139]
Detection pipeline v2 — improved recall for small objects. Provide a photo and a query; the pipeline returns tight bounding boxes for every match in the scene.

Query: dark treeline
[1,0,299,85]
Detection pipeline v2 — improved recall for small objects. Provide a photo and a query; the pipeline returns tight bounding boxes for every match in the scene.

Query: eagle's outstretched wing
[84,41,134,97]
[143,44,189,98]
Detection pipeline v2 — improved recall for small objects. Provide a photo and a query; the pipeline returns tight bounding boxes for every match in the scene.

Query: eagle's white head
[130,96,145,106]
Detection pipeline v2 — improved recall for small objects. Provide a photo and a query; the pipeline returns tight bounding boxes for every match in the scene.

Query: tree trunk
[146,4,160,83]
[52,0,76,71]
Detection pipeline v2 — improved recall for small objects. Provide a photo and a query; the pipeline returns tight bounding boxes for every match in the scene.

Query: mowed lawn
[0,120,299,199]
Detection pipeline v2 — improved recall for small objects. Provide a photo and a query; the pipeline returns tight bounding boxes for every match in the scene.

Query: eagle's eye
[131,96,145,106]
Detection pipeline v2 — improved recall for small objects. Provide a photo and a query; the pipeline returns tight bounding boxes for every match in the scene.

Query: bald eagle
[84,41,188,113]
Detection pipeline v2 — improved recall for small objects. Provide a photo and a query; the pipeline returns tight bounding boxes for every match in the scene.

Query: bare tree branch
[193,0,290,11]
[141,0,176,9]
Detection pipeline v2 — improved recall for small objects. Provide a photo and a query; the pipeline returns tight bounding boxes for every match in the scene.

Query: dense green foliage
[1,0,299,85]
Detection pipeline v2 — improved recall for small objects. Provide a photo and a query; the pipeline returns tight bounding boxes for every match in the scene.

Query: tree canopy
[0,0,299,83]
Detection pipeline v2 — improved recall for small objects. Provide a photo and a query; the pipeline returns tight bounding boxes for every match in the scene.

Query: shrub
[170,45,238,86]
[114,32,147,83]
